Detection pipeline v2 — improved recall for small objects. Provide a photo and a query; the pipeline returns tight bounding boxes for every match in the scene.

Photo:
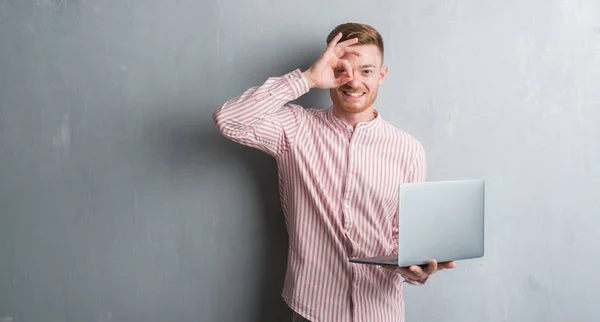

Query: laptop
[349,179,485,267]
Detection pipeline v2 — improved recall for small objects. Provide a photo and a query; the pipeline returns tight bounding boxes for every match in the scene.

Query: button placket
[344,130,359,229]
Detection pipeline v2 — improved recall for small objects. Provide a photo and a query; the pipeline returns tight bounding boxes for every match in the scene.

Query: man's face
[330,44,388,114]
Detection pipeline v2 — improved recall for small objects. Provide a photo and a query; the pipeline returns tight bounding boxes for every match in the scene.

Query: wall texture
[1,0,599,321]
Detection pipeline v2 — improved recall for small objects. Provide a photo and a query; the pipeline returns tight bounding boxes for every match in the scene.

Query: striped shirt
[213,69,426,322]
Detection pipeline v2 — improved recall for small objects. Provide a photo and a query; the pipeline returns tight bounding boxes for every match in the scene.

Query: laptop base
[349,255,400,267]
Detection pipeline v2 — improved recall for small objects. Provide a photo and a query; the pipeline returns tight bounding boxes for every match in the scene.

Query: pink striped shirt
[213,69,426,322]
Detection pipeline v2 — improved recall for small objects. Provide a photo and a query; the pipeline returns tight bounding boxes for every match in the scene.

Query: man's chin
[338,105,369,114]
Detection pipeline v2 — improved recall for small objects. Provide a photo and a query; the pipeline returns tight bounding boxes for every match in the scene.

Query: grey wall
[1,0,599,321]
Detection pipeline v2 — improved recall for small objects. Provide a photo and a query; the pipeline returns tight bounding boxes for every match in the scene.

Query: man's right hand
[303,32,362,89]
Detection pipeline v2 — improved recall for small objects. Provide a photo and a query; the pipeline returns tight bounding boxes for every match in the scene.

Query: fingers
[333,59,354,86]
[409,266,428,280]
[333,40,360,58]
[390,267,422,281]
[327,32,359,53]
[337,37,359,48]
[424,260,438,275]
[386,260,456,284]
[343,47,362,56]
[438,261,456,270]
[327,32,344,50]
[401,262,435,280]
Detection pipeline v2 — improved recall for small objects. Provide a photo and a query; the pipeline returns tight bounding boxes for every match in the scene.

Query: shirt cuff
[283,69,310,99]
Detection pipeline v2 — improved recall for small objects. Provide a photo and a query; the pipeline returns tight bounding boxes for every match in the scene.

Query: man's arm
[391,146,427,254]
[212,70,309,158]
[392,147,428,284]
[388,146,456,283]
[213,32,362,157]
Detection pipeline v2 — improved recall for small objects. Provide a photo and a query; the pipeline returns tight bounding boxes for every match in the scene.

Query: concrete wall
[1,0,599,321]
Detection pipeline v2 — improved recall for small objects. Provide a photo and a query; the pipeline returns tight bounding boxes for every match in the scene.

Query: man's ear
[378,65,389,86]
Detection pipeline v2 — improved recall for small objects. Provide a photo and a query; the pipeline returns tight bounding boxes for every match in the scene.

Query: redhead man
[213,22,455,322]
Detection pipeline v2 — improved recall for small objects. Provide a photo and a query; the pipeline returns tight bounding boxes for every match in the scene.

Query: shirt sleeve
[212,69,310,158]
[405,147,427,183]
[391,145,427,254]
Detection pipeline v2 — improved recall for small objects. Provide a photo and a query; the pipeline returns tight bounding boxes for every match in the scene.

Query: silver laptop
[349,179,485,267]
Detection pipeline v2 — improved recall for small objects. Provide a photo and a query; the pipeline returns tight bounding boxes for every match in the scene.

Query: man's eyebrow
[359,64,377,69]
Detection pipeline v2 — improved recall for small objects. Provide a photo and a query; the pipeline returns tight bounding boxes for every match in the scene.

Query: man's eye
[363,70,373,74]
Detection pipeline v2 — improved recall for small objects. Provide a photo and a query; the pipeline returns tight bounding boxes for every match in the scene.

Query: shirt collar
[327,106,382,131]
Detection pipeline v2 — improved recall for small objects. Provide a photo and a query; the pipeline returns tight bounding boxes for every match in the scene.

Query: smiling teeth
[346,92,364,97]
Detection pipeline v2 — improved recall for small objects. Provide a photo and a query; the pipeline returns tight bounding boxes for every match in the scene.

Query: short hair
[326,22,384,60]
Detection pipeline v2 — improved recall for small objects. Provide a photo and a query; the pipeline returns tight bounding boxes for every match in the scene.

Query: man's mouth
[342,90,366,98]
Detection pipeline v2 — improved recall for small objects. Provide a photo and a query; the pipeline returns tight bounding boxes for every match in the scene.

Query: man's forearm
[212,69,309,139]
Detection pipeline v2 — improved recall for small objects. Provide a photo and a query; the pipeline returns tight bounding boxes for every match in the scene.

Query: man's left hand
[385,260,456,284]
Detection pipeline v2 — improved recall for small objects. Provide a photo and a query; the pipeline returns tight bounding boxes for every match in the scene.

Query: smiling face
[330,44,388,114]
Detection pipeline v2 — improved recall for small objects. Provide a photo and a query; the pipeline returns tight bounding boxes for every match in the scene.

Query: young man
[213,23,455,322]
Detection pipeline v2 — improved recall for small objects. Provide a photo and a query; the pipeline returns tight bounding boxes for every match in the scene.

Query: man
[213,22,455,322]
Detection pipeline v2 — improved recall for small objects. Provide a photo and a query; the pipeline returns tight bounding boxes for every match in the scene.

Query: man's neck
[332,106,377,128]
